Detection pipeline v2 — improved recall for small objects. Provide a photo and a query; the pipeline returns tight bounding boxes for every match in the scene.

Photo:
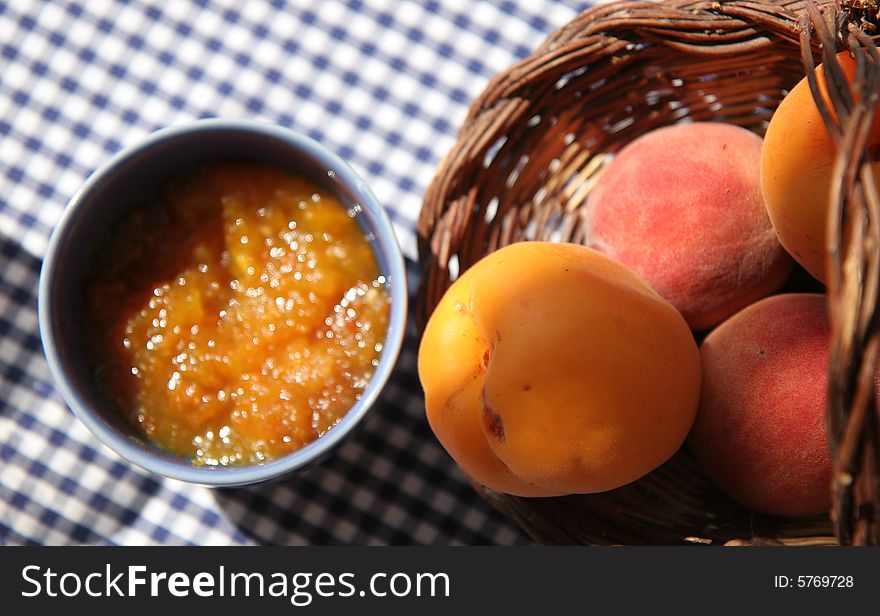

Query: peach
[418,241,701,496]
[588,122,793,330]
[688,293,832,517]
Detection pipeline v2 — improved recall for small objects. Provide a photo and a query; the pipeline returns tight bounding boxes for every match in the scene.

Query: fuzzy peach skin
[689,293,832,517]
[418,241,701,496]
[588,122,793,330]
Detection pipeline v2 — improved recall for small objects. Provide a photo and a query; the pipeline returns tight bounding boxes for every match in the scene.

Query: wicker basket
[416,0,880,545]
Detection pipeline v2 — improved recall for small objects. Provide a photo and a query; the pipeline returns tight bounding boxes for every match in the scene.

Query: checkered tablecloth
[0,0,597,545]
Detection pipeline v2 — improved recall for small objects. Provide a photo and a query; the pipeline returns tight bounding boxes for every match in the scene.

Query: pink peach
[588,122,793,330]
[689,293,831,517]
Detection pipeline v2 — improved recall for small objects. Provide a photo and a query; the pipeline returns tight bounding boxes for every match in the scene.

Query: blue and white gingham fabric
[0,0,594,545]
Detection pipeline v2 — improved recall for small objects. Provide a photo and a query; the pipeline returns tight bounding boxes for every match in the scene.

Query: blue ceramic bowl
[38,119,407,486]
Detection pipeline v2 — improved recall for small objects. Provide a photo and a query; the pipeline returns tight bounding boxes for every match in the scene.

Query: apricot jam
[86,163,390,466]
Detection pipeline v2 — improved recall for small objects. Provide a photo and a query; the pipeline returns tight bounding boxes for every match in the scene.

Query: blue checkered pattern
[0,0,593,545]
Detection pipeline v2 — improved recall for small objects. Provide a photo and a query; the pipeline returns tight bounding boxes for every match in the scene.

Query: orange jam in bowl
[86,162,391,466]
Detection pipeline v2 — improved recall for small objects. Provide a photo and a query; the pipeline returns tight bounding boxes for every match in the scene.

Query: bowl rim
[38,118,408,487]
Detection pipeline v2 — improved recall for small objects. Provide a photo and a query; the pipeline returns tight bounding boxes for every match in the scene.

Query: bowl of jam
[39,119,407,486]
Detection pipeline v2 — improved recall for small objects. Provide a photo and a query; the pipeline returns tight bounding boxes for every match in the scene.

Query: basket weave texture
[416,0,880,545]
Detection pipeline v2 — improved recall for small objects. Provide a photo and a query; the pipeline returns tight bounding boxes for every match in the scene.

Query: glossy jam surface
[87,163,390,466]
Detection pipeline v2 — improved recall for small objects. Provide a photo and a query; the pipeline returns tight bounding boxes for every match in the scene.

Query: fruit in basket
[418,241,701,497]
[761,51,880,283]
[587,122,793,331]
[688,293,832,517]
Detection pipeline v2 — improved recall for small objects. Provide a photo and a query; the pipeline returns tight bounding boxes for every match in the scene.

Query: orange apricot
[761,52,880,282]
[418,241,701,496]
